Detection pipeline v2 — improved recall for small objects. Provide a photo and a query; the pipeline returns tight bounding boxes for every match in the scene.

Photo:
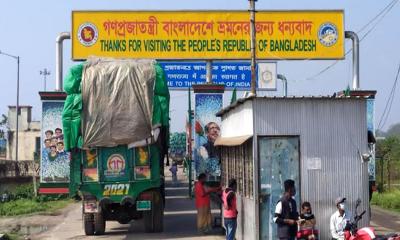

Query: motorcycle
[344,199,400,240]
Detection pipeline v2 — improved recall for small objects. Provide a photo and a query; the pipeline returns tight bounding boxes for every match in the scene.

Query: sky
[0,0,399,133]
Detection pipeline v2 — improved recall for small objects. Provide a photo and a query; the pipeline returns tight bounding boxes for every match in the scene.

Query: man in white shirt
[330,197,351,240]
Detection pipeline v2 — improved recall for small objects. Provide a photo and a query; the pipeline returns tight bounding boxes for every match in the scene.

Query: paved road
[33,167,224,240]
[2,167,398,239]
[370,205,400,234]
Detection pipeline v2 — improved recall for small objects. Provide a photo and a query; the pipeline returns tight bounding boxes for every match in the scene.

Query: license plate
[136,200,151,211]
[84,201,98,213]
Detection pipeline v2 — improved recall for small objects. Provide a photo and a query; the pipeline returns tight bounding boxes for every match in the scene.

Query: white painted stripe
[165,209,220,215]
[165,196,188,199]
[165,187,188,190]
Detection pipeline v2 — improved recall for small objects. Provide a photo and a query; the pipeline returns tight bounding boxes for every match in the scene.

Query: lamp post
[249,0,257,96]
[40,68,50,91]
[0,50,20,162]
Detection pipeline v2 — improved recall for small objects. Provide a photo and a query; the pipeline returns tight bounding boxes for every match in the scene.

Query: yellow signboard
[72,10,344,60]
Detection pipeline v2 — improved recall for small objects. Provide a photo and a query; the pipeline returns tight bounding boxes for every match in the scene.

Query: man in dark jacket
[274,179,299,240]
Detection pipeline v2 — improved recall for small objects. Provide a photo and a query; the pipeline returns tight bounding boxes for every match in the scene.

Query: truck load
[62,58,169,235]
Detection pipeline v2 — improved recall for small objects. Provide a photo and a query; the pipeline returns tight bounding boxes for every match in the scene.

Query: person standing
[222,179,238,240]
[169,163,178,186]
[195,173,220,234]
[274,179,299,240]
[330,197,351,240]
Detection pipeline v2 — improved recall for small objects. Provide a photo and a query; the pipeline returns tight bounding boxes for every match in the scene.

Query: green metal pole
[381,157,384,192]
[188,87,193,198]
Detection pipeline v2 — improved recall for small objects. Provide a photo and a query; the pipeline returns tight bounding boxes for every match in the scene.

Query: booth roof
[216,91,377,117]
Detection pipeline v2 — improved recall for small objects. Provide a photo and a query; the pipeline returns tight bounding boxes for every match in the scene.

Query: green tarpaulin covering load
[62,58,169,151]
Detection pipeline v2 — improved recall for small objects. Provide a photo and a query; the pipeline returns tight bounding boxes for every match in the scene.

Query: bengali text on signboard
[159,61,276,90]
[72,11,344,60]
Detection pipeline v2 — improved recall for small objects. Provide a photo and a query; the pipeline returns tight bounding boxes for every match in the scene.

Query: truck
[62,58,169,235]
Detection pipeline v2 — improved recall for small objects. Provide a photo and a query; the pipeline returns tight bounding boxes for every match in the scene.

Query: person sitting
[330,197,351,240]
[297,201,318,240]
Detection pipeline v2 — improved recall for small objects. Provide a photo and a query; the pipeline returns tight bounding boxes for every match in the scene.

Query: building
[215,94,375,240]
[6,106,41,161]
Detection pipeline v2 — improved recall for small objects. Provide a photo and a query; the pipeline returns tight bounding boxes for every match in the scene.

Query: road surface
[371,205,400,234]
[1,167,398,239]
[33,167,224,240]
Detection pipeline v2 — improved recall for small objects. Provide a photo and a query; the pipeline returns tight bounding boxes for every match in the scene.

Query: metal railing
[0,160,39,178]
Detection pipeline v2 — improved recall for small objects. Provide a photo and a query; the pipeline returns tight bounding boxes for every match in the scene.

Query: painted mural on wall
[194,93,222,180]
[82,149,98,182]
[367,99,375,181]
[135,147,151,180]
[258,137,300,239]
[41,101,70,183]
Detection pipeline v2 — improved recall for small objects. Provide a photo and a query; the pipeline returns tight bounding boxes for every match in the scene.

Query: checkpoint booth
[215,91,376,240]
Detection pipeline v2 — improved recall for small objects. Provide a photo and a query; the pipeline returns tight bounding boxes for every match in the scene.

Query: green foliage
[375,136,400,191]
[1,233,20,240]
[371,190,400,211]
[2,183,68,202]
[169,132,186,155]
[12,184,34,199]
[376,136,400,158]
[0,113,8,139]
[0,199,71,217]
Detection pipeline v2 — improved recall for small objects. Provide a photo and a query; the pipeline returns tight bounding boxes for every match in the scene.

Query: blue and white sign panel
[159,61,276,90]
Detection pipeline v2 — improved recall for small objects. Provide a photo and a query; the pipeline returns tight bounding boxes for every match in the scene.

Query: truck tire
[94,212,106,235]
[144,191,164,233]
[83,213,95,235]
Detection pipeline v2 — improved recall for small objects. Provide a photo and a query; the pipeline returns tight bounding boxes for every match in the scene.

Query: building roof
[8,105,32,108]
[216,90,377,117]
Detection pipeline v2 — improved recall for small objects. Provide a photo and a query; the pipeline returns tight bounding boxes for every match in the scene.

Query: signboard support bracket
[345,31,360,90]
[206,60,213,84]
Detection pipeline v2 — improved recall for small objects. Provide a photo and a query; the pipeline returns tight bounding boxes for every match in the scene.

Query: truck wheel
[83,213,95,235]
[94,212,106,235]
[144,192,164,233]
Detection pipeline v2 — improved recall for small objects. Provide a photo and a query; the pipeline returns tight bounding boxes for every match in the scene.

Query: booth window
[220,139,253,199]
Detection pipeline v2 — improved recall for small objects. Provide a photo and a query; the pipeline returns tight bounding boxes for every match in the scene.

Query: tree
[169,132,186,157]
[0,114,7,125]
[0,114,8,138]
[0,115,7,155]
[376,136,400,190]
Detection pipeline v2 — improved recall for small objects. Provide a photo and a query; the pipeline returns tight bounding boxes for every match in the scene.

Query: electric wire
[303,0,399,82]
[377,63,400,130]
[356,0,398,34]
[377,62,400,130]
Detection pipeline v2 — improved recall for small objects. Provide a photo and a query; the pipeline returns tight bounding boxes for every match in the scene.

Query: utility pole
[249,0,257,96]
[0,50,20,162]
[40,68,51,91]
